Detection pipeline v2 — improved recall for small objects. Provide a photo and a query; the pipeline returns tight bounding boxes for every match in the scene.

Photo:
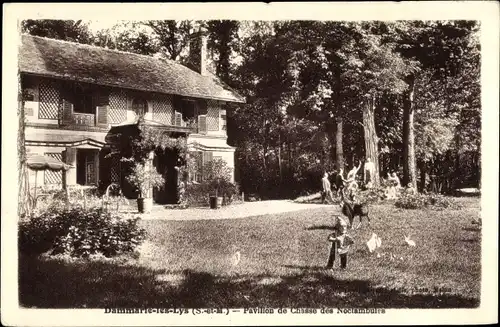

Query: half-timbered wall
[152,94,174,125]
[108,89,128,124]
[206,99,220,131]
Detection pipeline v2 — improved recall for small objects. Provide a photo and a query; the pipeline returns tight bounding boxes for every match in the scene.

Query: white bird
[375,235,382,249]
[404,235,416,247]
[366,233,379,253]
[376,253,381,258]
[232,251,241,266]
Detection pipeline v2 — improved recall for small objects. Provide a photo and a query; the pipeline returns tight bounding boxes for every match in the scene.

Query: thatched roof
[19,34,245,103]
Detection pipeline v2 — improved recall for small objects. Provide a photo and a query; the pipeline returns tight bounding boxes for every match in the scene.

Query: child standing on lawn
[326,216,354,269]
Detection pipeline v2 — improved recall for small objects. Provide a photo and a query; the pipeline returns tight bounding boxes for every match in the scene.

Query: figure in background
[334,168,346,197]
[178,180,185,204]
[385,172,397,200]
[321,172,335,204]
[406,182,417,195]
[345,161,362,196]
[390,172,401,189]
[346,161,362,182]
[363,158,375,187]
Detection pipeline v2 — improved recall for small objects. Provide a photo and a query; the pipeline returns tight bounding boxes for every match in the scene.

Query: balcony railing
[73,112,95,126]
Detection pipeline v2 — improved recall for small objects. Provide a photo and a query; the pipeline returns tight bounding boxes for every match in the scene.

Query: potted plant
[202,158,232,209]
[126,162,164,213]
[208,179,224,209]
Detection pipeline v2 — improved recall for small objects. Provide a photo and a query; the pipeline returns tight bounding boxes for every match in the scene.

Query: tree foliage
[22,19,93,44]
[20,19,481,197]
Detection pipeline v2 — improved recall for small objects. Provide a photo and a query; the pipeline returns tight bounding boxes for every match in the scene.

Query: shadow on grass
[282,264,326,272]
[19,255,479,309]
[305,225,335,231]
[462,227,481,232]
[461,238,480,243]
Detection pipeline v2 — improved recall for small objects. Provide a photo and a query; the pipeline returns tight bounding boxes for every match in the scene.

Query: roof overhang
[188,142,236,152]
[26,138,106,149]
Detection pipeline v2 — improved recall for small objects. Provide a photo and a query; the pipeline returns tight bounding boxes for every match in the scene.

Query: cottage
[19,33,245,203]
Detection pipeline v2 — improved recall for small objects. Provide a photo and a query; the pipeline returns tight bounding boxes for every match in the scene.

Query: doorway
[153,147,180,204]
[76,149,98,185]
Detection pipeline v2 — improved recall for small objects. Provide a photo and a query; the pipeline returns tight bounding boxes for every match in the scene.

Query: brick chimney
[187,27,208,76]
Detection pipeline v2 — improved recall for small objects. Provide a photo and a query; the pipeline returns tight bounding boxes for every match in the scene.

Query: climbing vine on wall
[106,118,189,164]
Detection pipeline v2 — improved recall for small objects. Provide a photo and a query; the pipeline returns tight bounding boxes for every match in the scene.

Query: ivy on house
[106,118,189,165]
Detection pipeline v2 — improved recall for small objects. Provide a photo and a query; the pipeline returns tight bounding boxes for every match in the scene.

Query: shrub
[126,162,165,198]
[186,157,240,206]
[394,192,462,210]
[356,186,387,204]
[185,180,240,206]
[185,183,210,206]
[219,180,240,205]
[19,207,146,258]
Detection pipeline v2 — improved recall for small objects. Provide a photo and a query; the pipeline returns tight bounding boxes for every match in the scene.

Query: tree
[206,20,240,82]
[22,19,93,44]
[391,20,480,189]
[143,20,195,61]
[18,72,28,217]
[92,22,160,56]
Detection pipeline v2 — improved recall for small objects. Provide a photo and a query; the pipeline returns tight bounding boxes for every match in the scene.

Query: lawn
[19,197,481,308]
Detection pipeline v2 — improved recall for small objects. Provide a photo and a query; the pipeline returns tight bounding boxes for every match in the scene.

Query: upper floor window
[65,83,94,114]
[21,76,36,101]
[221,114,227,131]
[132,98,148,118]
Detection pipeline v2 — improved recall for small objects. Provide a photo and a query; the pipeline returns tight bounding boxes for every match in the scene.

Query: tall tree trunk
[335,117,344,170]
[362,96,380,187]
[278,134,282,185]
[403,76,417,188]
[418,159,427,192]
[18,72,28,217]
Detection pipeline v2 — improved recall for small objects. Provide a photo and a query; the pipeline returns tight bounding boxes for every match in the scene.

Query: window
[190,151,203,183]
[173,96,198,128]
[189,151,215,183]
[21,76,36,101]
[221,114,227,131]
[73,84,94,114]
[132,98,148,118]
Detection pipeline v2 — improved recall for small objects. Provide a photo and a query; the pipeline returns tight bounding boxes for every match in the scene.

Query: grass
[19,197,481,308]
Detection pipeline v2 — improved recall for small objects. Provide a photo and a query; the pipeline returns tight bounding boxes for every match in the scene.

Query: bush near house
[186,158,240,206]
[185,180,240,207]
[19,207,146,258]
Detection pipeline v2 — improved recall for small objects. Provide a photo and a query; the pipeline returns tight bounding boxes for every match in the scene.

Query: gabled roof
[19,34,245,103]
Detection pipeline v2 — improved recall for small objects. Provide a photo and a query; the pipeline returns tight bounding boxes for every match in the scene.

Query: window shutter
[198,115,207,134]
[59,82,74,125]
[95,91,109,125]
[97,105,108,125]
[61,98,74,124]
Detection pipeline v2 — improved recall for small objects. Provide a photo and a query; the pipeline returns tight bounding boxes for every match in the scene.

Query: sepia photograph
[2,2,498,326]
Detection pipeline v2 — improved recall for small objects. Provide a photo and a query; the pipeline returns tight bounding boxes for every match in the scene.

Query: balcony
[73,112,95,126]
[173,112,207,135]
[60,101,108,129]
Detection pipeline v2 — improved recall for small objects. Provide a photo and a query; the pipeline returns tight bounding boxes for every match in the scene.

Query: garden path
[122,200,336,221]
